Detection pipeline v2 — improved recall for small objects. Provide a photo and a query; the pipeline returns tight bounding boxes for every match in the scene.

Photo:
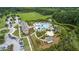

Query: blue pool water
[34,22,52,31]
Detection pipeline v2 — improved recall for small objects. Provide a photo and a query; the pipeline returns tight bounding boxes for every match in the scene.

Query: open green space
[22,38,30,51]
[36,31,46,37]
[30,34,41,51]
[0,34,5,44]
[13,25,19,37]
[0,29,9,44]
[17,12,51,21]
[0,16,6,28]
[13,29,19,37]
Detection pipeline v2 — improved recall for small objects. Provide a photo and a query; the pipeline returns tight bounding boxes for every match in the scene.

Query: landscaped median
[13,29,19,37]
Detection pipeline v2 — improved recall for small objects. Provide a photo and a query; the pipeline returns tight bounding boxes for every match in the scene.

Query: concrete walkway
[26,36,33,51]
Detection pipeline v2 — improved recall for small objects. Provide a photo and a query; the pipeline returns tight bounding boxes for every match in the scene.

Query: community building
[19,20,30,35]
[45,31,54,43]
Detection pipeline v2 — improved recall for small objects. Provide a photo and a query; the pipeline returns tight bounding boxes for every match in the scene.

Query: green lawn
[17,12,51,21]
[13,29,19,37]
[13,25,19,37]
[36,31,46,37]
[0,16,6,28]
[31,34,41,50]
[0,29,9,44]
[22,38,30,51]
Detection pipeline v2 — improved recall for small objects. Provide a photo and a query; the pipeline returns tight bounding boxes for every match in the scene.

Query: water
[34,22,52,31]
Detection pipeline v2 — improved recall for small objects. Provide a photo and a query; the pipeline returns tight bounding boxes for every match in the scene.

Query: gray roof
[19,21,29,34]
[45,36,53,43]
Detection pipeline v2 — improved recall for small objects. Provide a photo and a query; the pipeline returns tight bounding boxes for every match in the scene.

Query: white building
[45,31,54,43]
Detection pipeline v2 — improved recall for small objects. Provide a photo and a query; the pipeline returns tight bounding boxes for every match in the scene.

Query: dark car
[8,34,16,39]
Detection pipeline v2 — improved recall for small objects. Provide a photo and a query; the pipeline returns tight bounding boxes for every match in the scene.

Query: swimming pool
[33,22,52,31]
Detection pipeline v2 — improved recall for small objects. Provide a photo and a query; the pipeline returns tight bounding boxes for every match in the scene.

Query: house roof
[45,36,53,43]
[46,31,54,36]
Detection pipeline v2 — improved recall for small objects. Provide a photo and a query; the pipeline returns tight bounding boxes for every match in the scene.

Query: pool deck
[33,22,52,31]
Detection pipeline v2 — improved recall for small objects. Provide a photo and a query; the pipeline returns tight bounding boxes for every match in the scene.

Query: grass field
[30,34,42,50]
[0,29,9,44]
[13,29,19,37]
[0,16,6,28]
[22,38,30,51]
[17,12,51,21]
[13,25,19,37]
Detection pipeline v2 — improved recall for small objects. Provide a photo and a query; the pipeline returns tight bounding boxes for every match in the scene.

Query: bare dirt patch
[39,41,52,49]
[39,34,60,49]
[53,34,60,44]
